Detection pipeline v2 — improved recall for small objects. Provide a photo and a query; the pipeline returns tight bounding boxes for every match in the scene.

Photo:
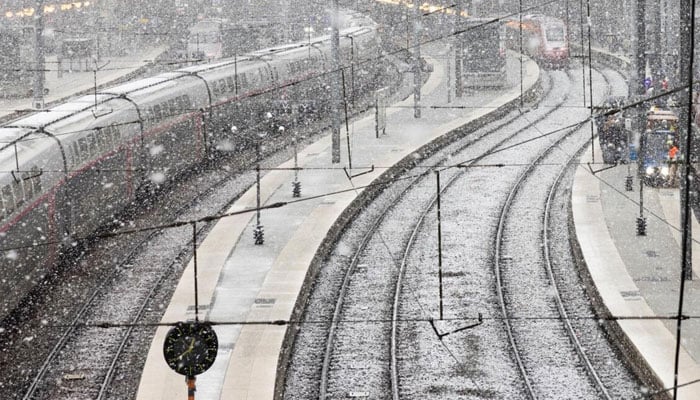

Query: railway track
[491,69,612,398]
[3,110,383,399]
[16,150,264,400]
[284,65,646,398]
[314,69,564,399]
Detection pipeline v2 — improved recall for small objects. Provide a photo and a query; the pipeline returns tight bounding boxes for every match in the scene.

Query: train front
[640,109,679,187]
[540,20,569,68]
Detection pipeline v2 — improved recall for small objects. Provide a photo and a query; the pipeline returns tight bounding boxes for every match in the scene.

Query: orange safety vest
[669,146,679,160]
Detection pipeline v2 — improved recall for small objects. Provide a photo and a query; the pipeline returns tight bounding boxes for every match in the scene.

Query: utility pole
[33,0,46,110]
[413,0,421,118]
[331,0,341,163]
[673,6,696,399]
[635,0,646,97]
[650,0,663,92]
[634,0,647,236]
[678,0,694,282]
[455,0,463,98]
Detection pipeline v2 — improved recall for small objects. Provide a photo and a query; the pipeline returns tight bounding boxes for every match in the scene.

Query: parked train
[639,107,679,186]
[0,13,387,320]
[505,14,569,68]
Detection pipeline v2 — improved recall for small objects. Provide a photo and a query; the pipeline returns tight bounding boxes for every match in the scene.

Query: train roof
[105,72,188,96]
[523,14,565,26]
[5,94,114,130]
[0,126,64,174]
[0,127,30,144]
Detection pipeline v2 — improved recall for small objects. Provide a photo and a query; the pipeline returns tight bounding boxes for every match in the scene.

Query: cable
[39,313,700,330]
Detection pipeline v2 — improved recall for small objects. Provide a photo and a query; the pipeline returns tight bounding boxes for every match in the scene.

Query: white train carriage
[0,14,384,321]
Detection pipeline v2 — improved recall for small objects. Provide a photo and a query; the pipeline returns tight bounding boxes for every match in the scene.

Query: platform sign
[375,87,388,138]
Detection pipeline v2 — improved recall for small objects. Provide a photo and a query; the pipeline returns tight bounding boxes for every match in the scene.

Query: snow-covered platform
[572,142,700,399]
[135,50,540,399]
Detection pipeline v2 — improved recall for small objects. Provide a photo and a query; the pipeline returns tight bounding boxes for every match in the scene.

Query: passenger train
[0,13,386,320]
[505,14,569,68]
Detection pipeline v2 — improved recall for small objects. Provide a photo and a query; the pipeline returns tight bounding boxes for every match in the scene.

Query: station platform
[135,50,540,399]
[0,45,167,120]
[572,143,700,399]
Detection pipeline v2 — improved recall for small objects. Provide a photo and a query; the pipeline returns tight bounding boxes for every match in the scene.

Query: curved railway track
[17,152,262,399]
[4,114,371,399]
[316,69,563,399]
[491,70,611,398]
[284,65,646,399]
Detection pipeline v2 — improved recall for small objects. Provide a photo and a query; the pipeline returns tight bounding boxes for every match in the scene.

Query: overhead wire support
[436,170,444,321]
[413,0,422,118]
[673,0,697,397]
[331,0,342,163]
[585,0,595,163]
[192,222,200,323]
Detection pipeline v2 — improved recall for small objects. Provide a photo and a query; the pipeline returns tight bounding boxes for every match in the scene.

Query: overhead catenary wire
[39,313,700,330]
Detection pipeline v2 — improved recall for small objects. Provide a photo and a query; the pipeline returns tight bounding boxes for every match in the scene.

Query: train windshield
[545,26,565,42]
[642,130,674,159]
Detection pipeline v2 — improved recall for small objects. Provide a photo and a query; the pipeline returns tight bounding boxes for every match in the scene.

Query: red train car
[505,14,569,68]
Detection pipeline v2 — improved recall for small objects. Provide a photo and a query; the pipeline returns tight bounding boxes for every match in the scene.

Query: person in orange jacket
[668,141,679,186]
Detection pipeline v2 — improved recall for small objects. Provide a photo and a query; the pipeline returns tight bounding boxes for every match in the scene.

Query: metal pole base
[636,217,647,236]
[292,180,301,198]
[253,225,264,245]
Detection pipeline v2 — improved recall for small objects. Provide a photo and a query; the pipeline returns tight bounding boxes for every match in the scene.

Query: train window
[162,100,171,117]
[239,73,248,89]
[110,126,121,144]
[213,79,223,96]
[78,138,89,159]
[88,134,98,156]
[70,141,79,166]
[154,104,163,120]
[30,166,41,193]
[168,98,178,116]
[12,180,24,208]
[179,95,188,110]
[2,184,15,215]
[175,96,186,112]
[95,129,107,151]
[226,76,235,93]
[21,171,34,200]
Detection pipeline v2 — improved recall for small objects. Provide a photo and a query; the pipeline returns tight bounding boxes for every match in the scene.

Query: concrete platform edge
[570,143,700,398]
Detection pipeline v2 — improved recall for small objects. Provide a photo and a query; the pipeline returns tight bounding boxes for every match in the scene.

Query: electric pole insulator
[636,217,647,236]
[254,224,264,245]
[292,181,301,198]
